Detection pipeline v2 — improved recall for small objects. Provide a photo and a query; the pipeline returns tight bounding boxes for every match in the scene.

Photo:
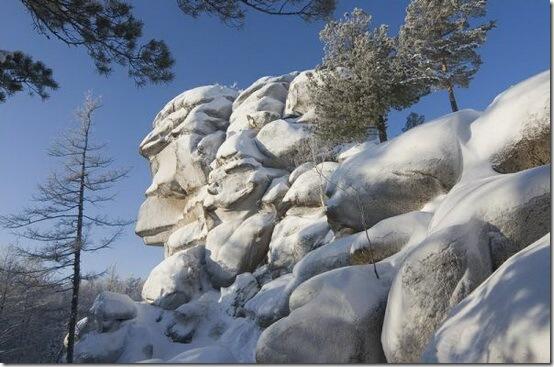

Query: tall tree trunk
[65,120,89,363]
[376,115,388,143]
[447,85,459,112]
[441,61,459,112]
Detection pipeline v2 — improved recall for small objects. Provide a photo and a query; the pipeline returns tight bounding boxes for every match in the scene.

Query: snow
[141,246,208,309]
[89,292,137,329]
[423,233,550,363]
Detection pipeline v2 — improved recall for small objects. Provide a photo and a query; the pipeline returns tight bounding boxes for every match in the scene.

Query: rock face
[75,70,550,363]
[422,234,550,363]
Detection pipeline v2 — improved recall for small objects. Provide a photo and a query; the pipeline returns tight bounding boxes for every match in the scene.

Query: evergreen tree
[402,112,425,132]
[177,0,336,28]
[0,51,59,102]
[398,0,495,112]
[308,8,428,144]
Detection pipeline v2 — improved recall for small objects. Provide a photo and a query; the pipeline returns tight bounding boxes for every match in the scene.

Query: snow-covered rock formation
[73,70,550,363]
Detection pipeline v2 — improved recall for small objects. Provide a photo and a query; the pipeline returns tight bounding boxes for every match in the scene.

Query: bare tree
[0,93,131,363]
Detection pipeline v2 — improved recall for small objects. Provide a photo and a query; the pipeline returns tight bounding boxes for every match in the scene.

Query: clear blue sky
[0,0,549,278]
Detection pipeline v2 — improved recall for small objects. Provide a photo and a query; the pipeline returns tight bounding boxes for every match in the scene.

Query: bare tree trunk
[65,116,90,364]
[447,85,459,112]
[377,115,388,143]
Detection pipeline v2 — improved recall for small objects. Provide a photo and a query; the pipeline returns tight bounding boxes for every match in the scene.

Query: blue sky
[0,0,549,278]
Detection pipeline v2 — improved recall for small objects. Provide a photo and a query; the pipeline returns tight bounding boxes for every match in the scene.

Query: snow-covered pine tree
[399,0,495,112]
[309,8,427,144]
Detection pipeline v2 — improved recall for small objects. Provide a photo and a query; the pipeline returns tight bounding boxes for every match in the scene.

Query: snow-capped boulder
[140,85,237,157]
[255,119,314,168]
[165,219,208,257]
[284,70,314,117]
[429,164,550,268]
[256,264,393,363]
[244,273,293,327]
[288,161,315,184]
[219,272,260,317]
[205,212,276,287]
[229,74,295,134]
[215,129,270,165]
[466,71,550,174]
[423,233,550,363]
[89,292,137,331]
[142,246,207,310]
[206,158,285,217]
[282,162,339,208]
[325,110,481,231]
[74,326,129,363]
[267,209,331,271]
[381,222,493,363]
[350,211,432,265]
[261,175,290,212]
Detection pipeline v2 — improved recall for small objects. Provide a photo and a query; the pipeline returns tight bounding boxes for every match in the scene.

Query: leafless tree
[0,92,131,363]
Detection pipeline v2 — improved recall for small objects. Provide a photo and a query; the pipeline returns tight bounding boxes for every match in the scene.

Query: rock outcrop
[74,70,550,363]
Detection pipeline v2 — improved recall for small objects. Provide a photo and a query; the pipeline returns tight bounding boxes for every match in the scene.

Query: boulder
[255,119,314,169]
[205,212,276,287]
[229,76,294,134]
[219,272,260,317]
[142,246,207,310]
[215,129,269,165]
[326,110,481,231]
[283,162,338,208]
[284,70,314,117]
[429,164,550,268]
[261,175,290,212]
[350,211,432,265]
[466,70,550,174]
[206,158,285,217]
[140,85,237,157]
[288,161,315,184]
[381,223,493,363]
[165,219,208,257]
[244,273,293,327]
[422,234,551,363]
[89,292,137,331]
[267,209,331,271]
[256,264,393,363]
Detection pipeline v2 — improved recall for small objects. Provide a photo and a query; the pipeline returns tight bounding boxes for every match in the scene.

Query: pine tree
[308,8,428,144]
[0,93,131,362]
[398,0,495,112]
[402,112,425,132]
[0,51,58,102]
[177,0,336,28]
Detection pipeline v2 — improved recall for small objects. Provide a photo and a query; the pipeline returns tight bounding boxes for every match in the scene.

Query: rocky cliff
[72,70,551,363]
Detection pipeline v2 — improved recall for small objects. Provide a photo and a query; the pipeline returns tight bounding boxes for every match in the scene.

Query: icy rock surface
[75,71,550,363]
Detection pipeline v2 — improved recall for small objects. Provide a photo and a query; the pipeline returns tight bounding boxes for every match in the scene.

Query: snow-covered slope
[73,71,551,363]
